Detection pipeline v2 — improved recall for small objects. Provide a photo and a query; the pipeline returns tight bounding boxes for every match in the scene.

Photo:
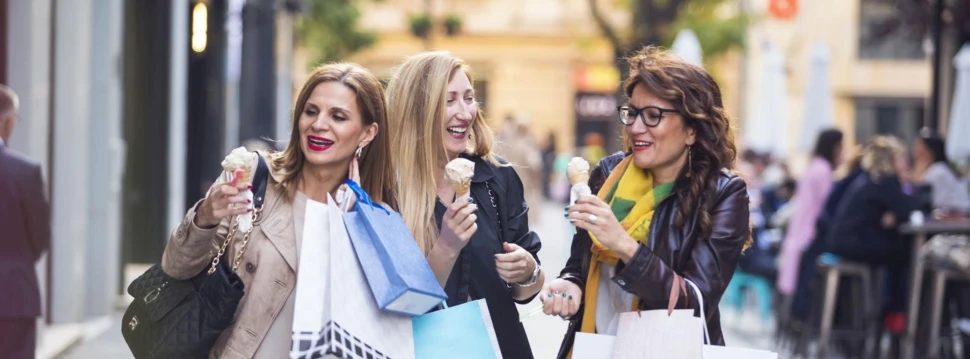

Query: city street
[58,201,774,359]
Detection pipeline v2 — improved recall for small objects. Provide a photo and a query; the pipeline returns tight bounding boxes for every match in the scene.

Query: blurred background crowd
[2,0,970,358]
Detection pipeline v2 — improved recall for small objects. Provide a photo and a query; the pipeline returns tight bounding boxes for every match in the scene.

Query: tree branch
[588,0,622,50]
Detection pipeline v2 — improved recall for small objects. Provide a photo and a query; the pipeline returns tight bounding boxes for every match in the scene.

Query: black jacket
[557,152,750,358]
[433,153,541,359]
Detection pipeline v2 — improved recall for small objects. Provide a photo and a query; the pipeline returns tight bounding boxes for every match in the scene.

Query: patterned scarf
[578,155,674,336]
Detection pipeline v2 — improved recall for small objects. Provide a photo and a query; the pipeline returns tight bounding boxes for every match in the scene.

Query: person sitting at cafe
[912,130,970,214]
[821,135,917,331]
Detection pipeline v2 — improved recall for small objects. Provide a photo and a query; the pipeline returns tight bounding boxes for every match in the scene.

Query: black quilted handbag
[121,153,269,359]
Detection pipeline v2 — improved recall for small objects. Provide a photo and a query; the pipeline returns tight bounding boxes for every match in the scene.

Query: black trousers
[0,318,36,359]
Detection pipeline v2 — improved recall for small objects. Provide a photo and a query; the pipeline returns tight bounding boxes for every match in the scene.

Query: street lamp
[191,2,208,53]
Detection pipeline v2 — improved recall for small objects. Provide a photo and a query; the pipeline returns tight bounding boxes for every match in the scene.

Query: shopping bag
[289,194,414,359]
[342,180,447,316]
[606,276,778,359]
[573,333,616,359]
[412,299,503,359]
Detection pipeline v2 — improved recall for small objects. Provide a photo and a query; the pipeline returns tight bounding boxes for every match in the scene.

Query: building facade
[741,0,938,163]
[345,0,625,154]
[3,0,299,356]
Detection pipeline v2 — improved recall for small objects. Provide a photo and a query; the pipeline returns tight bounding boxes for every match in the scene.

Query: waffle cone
[236,168,252,186]
[452,180,471,198]
[568,173,589,185]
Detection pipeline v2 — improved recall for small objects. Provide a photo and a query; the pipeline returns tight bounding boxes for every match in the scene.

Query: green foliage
[669,0,750,61]
[408,13,433,38]
[444,13,463,36]
[295,0,376,66]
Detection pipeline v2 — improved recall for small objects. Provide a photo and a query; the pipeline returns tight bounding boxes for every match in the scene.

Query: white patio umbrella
[798,41,833,152]
[672,29,703,67]
[746,42,790,158]
[947,44,970,162]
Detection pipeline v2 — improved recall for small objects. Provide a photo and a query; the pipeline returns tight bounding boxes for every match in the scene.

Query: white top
[253,191,312,359]
[595,263,635,335]
[922,162,970,211]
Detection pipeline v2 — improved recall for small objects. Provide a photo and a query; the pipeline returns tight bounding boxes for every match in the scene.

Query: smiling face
[626,83,696,176]
[298,81,377,170]
[442,69,477,158]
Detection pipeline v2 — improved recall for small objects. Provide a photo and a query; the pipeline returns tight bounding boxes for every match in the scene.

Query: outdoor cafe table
[899,219,970,359]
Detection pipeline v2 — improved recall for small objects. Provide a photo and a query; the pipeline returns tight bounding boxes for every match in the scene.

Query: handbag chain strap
[206,206,264,275]
[484,181,501,230]
[232,207,263,272]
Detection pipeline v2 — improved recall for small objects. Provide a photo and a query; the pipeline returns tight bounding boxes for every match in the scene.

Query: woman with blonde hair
[385,51,544,358]
[161,63,396,358]
[821,135,916,323]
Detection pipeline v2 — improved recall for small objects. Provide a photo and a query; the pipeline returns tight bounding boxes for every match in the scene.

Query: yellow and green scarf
[579,155,674,335]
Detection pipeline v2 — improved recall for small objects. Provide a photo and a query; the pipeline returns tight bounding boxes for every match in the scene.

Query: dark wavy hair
[622,46,747,249]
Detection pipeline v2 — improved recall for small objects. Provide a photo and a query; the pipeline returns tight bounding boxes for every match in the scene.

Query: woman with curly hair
[542,46,751,357]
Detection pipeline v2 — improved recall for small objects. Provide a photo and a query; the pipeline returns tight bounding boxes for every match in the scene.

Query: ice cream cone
[236,168,252,186]
[568,172,589,185]
[221,146,258,186]
[445,158,476,203]
[566,157,590,185]
[452,180,471,199]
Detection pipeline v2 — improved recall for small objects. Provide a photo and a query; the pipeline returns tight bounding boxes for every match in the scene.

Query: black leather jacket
[557,152,750,358]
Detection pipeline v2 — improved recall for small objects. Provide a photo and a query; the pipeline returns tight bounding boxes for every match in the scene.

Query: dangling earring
[354,146,363,159]
[685,145,693,178]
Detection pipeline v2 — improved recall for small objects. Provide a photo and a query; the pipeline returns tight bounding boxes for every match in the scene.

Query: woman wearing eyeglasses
[541,46,751,358]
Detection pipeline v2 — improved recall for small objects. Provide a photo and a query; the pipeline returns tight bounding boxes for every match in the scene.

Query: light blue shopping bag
[342,180,447,316]
[413,299,503,359]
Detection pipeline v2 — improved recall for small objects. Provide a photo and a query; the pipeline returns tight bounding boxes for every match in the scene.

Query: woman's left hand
[567,194,634,252]
[495,242,536,284]
[337,157,360,211]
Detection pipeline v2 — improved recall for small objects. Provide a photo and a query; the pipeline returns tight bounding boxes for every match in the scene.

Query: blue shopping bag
[413,299,502,359]
[342,180,447,316]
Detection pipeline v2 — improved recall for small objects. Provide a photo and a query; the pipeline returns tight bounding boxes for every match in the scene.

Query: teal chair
[723,269,774,322]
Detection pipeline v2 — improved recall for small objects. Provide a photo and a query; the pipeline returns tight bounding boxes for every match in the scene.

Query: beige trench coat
[161,172,297,359]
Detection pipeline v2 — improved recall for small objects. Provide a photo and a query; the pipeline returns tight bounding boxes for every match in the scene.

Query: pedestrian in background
[0,84,51,359]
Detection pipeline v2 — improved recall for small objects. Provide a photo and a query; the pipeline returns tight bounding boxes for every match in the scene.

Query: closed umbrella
[947,44,970,162]
[672,29,703,67]
[746,42,790,158]
[799,41,833,152]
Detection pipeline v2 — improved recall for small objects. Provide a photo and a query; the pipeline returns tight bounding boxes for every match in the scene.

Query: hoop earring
[685,145,693,178]
[354,146,363,159]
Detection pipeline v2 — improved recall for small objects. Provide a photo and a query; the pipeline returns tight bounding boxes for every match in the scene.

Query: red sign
[769,0,798,20]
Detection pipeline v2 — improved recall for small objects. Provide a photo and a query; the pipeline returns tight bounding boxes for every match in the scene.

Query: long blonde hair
[385,51,498,253]
[271,63,398,209]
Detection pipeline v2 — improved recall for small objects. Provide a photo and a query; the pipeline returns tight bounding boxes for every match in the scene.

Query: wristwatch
[513,262,541,287]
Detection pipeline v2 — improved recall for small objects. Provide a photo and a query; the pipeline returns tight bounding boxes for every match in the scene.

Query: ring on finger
[587,214,598,224]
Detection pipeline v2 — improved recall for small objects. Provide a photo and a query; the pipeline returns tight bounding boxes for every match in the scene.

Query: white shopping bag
[573,333,616,359]
[289,194,414,359]
[604,276,777,359]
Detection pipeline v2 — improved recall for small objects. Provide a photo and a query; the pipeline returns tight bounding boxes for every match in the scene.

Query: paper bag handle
[343,179,389,214]
[683,278,711,345]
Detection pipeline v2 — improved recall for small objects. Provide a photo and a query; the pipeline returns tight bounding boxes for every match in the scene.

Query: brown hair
[270,63,398,209]
[622,46,746,248]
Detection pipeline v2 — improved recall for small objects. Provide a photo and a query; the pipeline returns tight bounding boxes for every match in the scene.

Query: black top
[432,153,541,359]
[823,172,916,261]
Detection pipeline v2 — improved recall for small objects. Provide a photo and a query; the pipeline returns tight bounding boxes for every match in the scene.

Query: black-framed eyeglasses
[617,105,678,127]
